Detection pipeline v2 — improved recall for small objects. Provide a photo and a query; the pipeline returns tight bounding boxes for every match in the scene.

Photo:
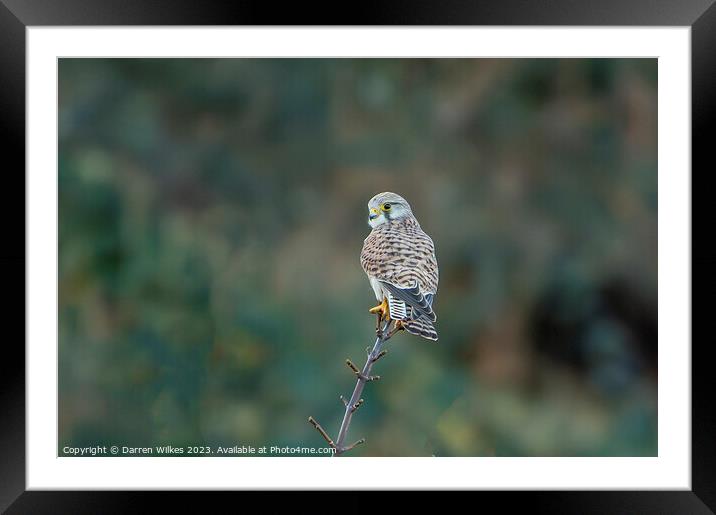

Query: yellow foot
[369,297,390,320]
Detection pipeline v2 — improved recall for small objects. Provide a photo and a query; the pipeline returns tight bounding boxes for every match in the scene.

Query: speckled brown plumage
[361,192,439,341]
[360,216,439,295]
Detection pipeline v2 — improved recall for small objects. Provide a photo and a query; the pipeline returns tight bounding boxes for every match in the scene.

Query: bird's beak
[369,207,380,220]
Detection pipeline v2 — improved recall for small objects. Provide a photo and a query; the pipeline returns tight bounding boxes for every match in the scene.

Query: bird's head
[367,192,413,228]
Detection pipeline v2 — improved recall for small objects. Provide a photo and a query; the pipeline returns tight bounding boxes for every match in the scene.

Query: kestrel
[360,192,439,341]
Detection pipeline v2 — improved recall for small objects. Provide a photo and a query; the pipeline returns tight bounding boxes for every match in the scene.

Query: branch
[307,317,397,456]
[307,416,336,450]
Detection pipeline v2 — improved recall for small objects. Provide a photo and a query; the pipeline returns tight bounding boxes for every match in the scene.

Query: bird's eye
[382,203,392,211]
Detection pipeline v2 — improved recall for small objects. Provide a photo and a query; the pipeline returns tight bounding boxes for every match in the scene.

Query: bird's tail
[403,317,438,342]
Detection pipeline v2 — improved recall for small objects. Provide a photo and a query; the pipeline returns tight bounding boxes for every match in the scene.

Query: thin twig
[342,438,366,452]
[332,317,394,456]
[371,349,388,363]
[345,359,361,376]
[308,416,336,449]
[308,317,396,456]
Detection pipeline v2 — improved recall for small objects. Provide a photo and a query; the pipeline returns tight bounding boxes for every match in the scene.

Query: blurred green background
[58,58,657,457]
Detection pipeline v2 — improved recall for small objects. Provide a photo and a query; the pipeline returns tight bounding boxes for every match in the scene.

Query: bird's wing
[424,293,434,307]
[380,280,436,322]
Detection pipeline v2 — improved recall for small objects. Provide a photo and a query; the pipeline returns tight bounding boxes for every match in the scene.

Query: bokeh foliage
[59,58,657,456]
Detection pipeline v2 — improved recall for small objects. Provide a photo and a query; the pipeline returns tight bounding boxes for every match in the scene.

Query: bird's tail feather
[403,318,438,341]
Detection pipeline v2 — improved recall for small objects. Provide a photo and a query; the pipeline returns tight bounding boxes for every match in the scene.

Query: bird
[360,192,439,341]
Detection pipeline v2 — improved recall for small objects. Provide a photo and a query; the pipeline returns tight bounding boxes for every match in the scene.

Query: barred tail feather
[387,293,407,321]
[403,318,438,341]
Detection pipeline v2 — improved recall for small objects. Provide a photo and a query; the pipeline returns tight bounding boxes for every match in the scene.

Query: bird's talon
[368,297,390,320]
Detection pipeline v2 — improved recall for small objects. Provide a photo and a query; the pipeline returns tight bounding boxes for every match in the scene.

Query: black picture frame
[0,1,710,512]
